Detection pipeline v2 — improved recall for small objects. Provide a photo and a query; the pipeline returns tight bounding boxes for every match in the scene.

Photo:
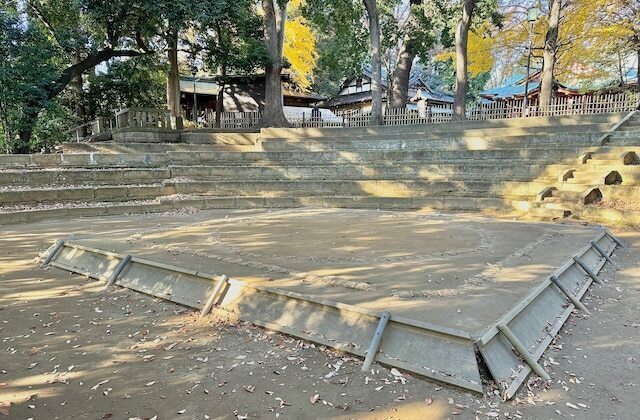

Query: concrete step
[259,134,602,152]
[599,185,640,202]
[0,168,171,186]
[525,206,572,220]
[606,137,640,146]
[0,151,578,169]
[0,184,167,205]
[61,142,256,154]
[562,169,625,185]
[609,131,640,139]
[617,125,640,132]
[168,164,558,181]
[164,179,546,199]
[587,149,639,163]
[0,193,523,225]
[260,115,623,139]
[556,182,598,193]
[548,190,583,202]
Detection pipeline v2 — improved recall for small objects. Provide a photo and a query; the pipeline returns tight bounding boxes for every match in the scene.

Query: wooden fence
[66,91,640,142]
[200,91,639,129]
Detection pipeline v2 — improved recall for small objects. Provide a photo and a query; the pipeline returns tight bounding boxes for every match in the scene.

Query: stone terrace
[1,112,639,225]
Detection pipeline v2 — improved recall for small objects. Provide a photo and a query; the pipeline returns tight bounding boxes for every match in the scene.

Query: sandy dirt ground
[0,209,639,419]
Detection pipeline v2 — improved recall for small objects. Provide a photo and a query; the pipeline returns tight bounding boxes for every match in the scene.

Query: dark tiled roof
[318,90,389,108]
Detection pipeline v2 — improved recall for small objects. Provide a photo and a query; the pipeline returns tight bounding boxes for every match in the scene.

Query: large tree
[453,0,475,120]
[1,6,51,152]
[362,0,383,125]
[259,0,291,127]
[386,0,438,109]
[437,0,499,119]
[539,0,563,110]
[16,0,154,148]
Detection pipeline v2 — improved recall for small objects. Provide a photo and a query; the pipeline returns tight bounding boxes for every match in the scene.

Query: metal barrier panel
[116,258,217,309]
[218,281,483,392]
[41,229,619,398]
[477,230,616,399]
[43,241,482,393]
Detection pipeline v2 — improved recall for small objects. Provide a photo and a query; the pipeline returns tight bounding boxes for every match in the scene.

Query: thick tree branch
[48,48,148,99]
[27,1,65,51]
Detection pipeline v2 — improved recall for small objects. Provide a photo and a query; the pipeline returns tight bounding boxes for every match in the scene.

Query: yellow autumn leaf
[284,16,317,91]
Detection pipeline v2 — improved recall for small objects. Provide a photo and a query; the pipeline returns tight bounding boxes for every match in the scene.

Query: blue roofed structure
[320,66,454,113]
[480,70,580,102]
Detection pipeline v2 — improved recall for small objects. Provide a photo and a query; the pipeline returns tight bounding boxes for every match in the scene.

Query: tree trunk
[166,30,181,118]
[259,0,290,128]
[71,51,87,122]
[363,0,383,125]
[16,130,32,154]
[637,49,640,91]
[540,0,562,110]
[388,37,416,109]
[453,0,475,120]
[215,79,224,128]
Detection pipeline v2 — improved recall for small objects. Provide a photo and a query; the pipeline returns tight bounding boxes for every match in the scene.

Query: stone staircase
[529,111,640,221]
[0,112,636,225]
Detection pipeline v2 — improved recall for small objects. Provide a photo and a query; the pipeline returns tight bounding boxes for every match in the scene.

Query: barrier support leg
[42,240,65,267]
[590,240,615,266]
[497,324,550,380]
[550,275,591,315]
[104,255,131,288]
[361,311,391,372]
[573,256,604,285]
[200,275,228,319]
[605,229,625,248]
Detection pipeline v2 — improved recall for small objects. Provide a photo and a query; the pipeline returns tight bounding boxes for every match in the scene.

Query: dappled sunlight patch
[334,398,451,420]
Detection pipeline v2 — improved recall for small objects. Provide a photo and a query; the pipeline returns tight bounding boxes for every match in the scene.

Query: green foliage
[0,5,64,153]
[303,0,368,95]
[196,0,268,75]
[85,57,166,116]
[31,101,76,152]
[439,0,502,49]
[430,57,490,102]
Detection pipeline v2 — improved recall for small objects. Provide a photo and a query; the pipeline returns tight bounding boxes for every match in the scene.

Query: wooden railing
[65,91,640,141]
[66,117,113,142]
[115,108,173,129]
[335,91,640,127]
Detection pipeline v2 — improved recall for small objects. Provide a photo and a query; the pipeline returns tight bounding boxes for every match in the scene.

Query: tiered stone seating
[530,112,640,221]
[0,112,634,224]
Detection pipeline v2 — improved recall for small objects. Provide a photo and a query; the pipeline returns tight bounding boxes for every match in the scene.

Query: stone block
[0,155,30,167]
[60,154,92,166]
[90,170,124,183]
[204,197,237,208]
[27,208,69,223]
[0,211,29,224]
[31,154,62,167]
[0,172,24,184]
[58,188,94,201]
[20,189,58,203]
[443,197,478,210]
[94,186,128,200]
[173,198,206,209]
[236,197,267,208]
[127,185,162,198]
[411,197,444,210]
[265,197,297,208]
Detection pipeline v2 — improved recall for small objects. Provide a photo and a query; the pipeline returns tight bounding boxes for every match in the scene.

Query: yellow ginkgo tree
[283,1,317,91]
